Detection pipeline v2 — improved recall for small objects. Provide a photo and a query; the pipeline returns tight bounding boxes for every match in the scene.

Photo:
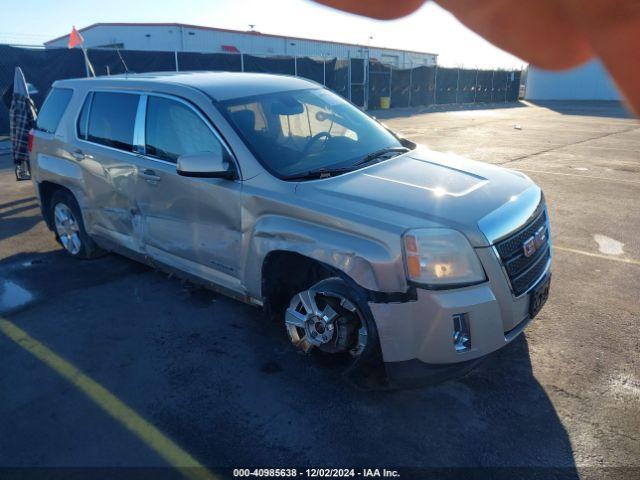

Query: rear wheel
[284,277,380,374]
[50,190,103,259]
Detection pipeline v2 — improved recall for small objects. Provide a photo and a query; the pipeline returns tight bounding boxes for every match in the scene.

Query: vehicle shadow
[218,313,579,475]
[0,249,148,315]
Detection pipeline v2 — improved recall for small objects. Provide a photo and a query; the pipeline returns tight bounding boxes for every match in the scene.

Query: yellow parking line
[0,318,217,480]
[553,245,640,266]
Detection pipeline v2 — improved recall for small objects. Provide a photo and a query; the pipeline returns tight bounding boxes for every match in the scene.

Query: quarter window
[145,96,223,163]
[76,92,92,140]
[86,92,139,151]
[36,88,73,134]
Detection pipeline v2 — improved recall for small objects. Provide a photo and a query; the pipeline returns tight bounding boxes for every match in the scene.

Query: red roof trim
[44,22,438,57]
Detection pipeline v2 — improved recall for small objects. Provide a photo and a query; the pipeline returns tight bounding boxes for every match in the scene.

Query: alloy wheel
[53,202,82,255]
[285,283,368,357]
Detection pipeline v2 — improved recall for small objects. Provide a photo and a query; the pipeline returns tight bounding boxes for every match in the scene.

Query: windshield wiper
[284,166,354,181]
[353,146,410,167]
[284,147,410,181]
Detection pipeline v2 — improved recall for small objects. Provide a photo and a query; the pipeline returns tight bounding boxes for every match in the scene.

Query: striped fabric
[9,92,37,181]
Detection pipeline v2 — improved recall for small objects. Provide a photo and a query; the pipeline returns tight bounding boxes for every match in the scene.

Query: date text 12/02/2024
[232,469,401,477]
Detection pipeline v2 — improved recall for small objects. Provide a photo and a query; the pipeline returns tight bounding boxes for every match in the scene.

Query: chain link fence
[0,44,522,135]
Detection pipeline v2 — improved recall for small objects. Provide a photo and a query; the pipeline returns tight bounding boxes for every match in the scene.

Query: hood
[295,146,541,246]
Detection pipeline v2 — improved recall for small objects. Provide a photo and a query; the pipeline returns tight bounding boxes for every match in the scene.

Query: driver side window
[145,96,223,163]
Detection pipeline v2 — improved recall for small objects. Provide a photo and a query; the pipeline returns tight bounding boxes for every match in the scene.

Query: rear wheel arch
[45,186,104,259]
[39,181,74,230]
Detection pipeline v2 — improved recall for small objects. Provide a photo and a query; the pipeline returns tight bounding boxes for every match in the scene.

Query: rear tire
[50,190,104,259]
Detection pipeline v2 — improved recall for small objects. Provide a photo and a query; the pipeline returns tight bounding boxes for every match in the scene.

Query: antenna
[116,48,130,74]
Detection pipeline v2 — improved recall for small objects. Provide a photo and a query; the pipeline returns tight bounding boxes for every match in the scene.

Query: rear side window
[145,96,223,163]
[36,88,73,134]
[87,92,139,151]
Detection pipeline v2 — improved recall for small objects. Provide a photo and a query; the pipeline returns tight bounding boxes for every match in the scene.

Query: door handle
[71,151,84,160]
[71,149,92,161]
[138,169,161,183]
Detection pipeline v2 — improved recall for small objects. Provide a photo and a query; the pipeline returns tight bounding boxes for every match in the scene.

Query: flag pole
[82,47,96,77]
[69,26,95,78]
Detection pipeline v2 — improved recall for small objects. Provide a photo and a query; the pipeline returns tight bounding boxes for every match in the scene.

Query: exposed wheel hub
[285,285,367,356]
[306,312,334,346]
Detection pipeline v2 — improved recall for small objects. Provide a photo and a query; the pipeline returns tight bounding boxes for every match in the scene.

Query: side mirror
[176,151,236,179]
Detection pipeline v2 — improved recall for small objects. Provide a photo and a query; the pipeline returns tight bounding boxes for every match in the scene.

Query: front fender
[243,215,408,298]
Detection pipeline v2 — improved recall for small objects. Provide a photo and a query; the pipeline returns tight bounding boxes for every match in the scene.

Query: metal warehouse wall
[526,59,621,101]
[45,25,437,67]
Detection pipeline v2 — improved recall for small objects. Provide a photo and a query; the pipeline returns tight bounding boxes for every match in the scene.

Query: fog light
[453,313,471,352]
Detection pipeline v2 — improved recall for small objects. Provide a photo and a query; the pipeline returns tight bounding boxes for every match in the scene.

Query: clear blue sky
[0,0,526,69]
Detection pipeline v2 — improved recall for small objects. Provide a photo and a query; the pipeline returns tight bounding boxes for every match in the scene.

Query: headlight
[403,228,486,287]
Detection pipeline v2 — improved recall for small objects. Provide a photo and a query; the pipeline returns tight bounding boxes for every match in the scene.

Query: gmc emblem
[523,226,547,258]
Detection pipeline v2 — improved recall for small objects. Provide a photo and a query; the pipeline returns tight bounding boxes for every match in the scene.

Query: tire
[284,276,382,376]
[50,189,104,259]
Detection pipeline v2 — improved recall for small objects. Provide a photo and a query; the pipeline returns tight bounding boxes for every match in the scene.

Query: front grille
[510,246,550,295]
[495,208,550,296]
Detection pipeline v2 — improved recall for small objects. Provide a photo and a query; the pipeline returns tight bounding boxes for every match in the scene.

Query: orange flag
[68,26,84,49]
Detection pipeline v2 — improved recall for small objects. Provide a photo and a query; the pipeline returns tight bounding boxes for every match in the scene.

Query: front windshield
[219,88,403,178]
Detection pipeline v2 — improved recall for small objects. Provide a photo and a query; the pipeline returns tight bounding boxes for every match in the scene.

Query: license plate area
[529,274,551,319]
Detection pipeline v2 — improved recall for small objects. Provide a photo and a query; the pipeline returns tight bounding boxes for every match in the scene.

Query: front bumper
[369,246,550,383]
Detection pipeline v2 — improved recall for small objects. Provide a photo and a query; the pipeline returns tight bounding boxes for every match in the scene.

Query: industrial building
[526,59,621,101]
[44,23,438,68]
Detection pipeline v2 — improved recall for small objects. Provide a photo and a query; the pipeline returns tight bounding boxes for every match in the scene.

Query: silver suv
[29,72,551,385]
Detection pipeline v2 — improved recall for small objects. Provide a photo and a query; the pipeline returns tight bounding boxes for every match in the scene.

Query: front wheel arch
[261,252,382,374]
[261,251,370,322]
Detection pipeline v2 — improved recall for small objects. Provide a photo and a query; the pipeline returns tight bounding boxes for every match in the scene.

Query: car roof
[54,71,320,101]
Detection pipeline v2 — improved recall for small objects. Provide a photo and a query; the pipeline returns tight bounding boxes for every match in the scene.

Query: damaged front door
[133,94,243,292]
